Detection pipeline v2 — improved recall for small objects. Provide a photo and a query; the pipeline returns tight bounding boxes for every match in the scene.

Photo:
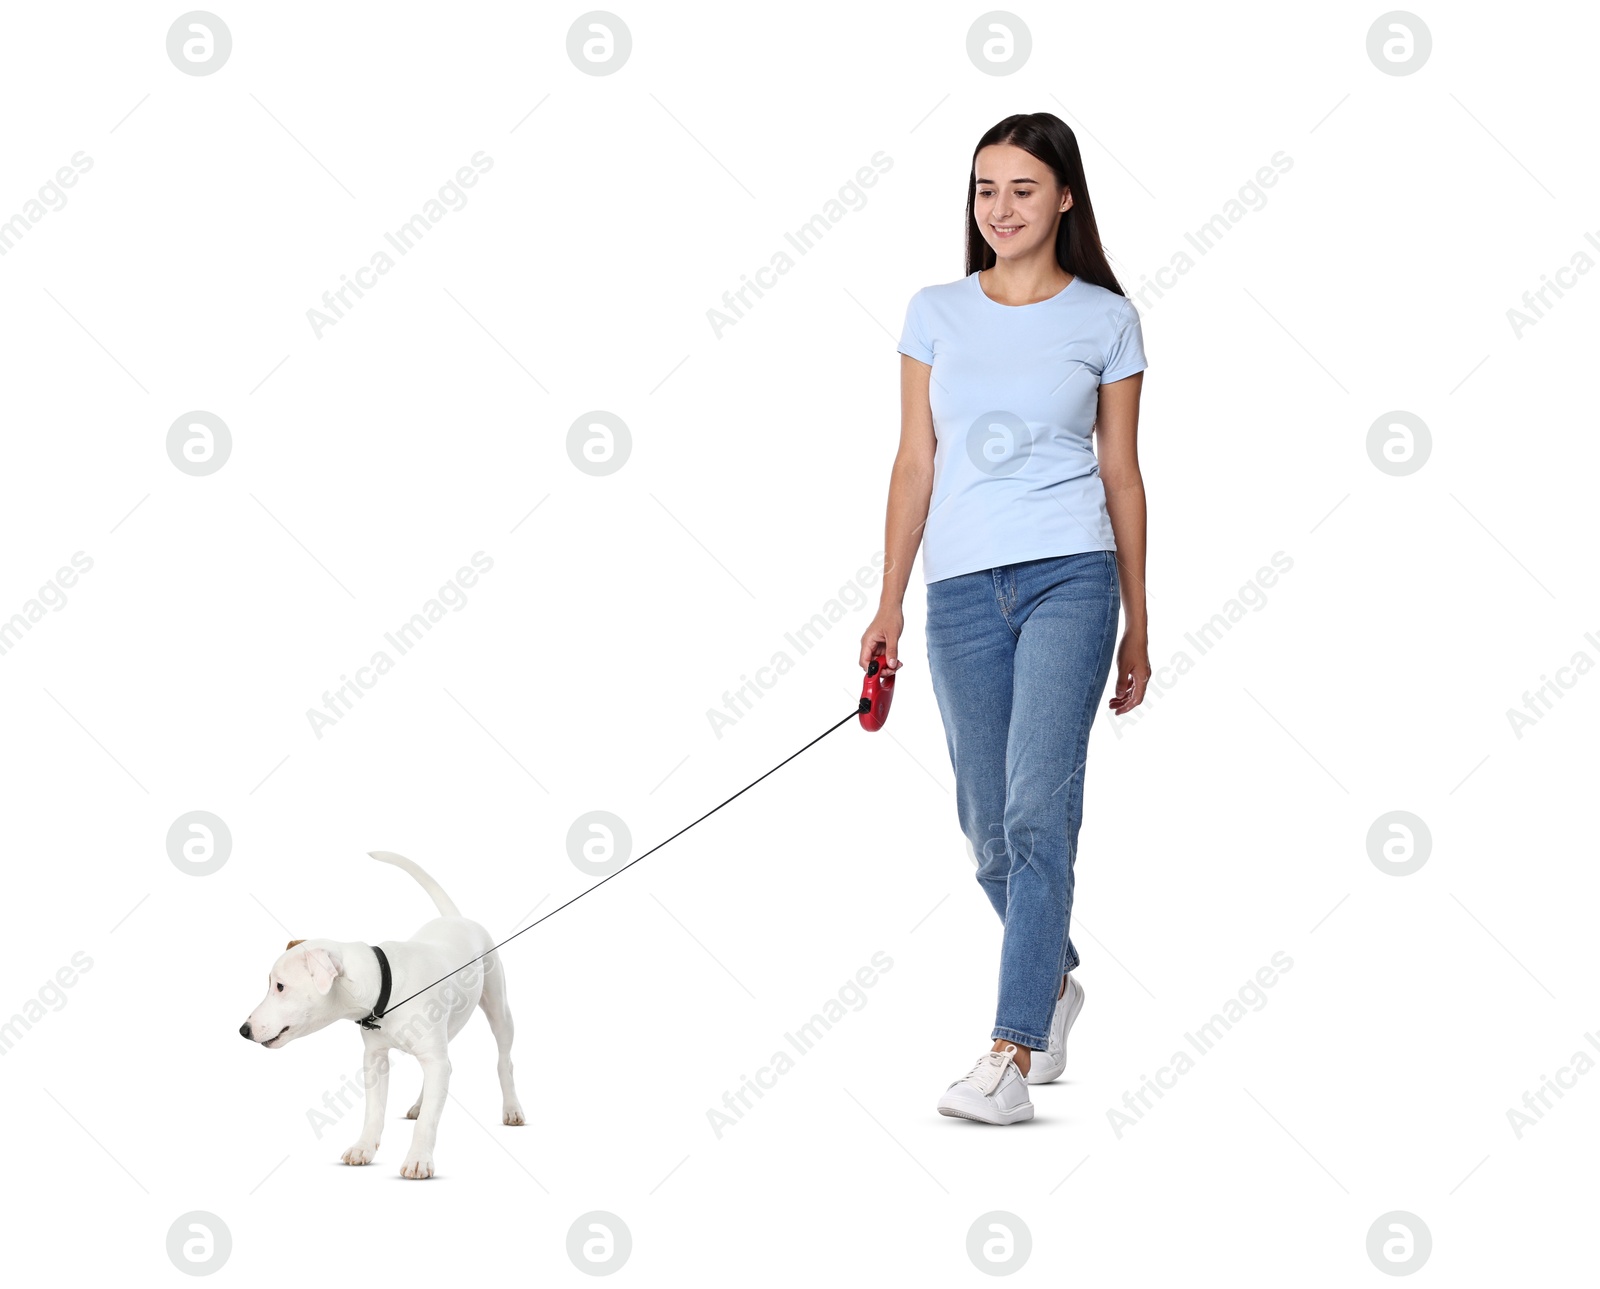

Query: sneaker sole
[937,1101,1035,1125]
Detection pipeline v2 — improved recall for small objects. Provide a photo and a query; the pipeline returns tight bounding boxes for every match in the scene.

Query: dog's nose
[239,1021,252,1040]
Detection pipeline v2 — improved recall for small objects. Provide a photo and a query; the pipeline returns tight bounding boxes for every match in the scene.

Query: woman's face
[973,143,1071,263]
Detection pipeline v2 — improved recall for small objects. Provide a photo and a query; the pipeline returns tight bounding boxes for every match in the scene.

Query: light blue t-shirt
[896,270,1147,584]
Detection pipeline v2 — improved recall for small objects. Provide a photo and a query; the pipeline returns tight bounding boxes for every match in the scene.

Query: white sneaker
[1025,974,1085,1085]
[937,1044,1035,1124]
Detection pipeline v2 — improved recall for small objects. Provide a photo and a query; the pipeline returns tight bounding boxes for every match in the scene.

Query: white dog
[239,851,524,1179]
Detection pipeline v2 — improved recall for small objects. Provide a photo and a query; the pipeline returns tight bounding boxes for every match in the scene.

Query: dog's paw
[503,1104,526,1127]
[405,1102,421,1120]
[340,1142,377,1166]
[399,1152,434,1179]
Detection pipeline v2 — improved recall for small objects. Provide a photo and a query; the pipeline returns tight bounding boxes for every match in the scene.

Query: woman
[860,112,1151,1125]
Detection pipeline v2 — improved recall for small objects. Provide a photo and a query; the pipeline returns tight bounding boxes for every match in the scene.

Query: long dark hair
[964,113,1126,297]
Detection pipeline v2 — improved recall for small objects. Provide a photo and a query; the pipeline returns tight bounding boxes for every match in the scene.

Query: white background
[1,0,1594,1282]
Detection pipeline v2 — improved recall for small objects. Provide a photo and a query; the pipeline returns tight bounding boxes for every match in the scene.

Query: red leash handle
[857,653,897,731]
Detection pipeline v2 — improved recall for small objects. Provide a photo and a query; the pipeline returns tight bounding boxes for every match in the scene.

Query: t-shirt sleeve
[1100,299,1147,385]
[896,289,934,365]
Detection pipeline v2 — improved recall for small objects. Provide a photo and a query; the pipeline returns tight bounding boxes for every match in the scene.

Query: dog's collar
[357,945,392,1030]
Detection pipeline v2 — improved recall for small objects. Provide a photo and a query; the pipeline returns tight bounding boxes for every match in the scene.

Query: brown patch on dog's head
[285,939,305,950]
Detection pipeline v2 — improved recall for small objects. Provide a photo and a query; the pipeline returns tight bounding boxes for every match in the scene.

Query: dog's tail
[366,852,462,917]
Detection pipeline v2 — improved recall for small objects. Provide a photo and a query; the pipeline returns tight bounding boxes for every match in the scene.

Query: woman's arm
[1096,371,1151,714]
[860,354,937,670]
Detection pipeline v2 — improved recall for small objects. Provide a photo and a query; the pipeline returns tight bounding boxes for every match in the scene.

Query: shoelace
[954,1047,1016,1095]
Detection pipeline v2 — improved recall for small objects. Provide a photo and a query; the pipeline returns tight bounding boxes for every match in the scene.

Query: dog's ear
[285,939,305,950]
[302,946,343,995]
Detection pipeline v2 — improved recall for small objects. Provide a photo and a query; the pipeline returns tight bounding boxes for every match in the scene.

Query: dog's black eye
[275,982,284,992]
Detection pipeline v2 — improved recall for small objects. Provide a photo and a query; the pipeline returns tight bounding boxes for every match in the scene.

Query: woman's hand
[1107,629,1150,715]
[860,605,905,672]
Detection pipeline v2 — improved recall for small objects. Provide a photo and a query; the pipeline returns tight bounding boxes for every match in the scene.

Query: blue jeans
[925,550,1121,1050]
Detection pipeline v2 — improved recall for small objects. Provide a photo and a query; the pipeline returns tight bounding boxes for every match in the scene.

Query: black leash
[366,704,865,1027]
